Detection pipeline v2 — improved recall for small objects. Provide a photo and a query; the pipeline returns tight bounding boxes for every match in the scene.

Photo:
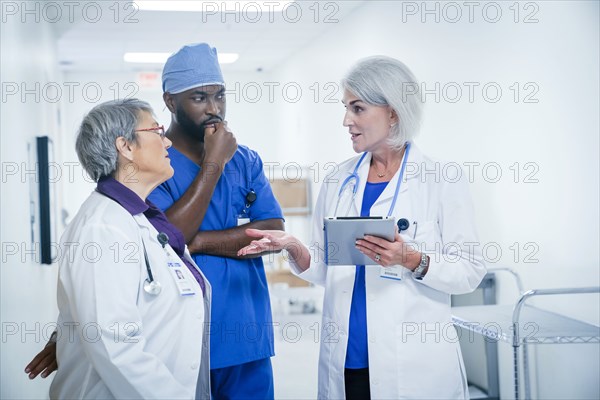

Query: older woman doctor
[239,57,486,399]
[48,99,211,399]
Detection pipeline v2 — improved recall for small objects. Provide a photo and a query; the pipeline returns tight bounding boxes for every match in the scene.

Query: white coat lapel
[132,214,152,239]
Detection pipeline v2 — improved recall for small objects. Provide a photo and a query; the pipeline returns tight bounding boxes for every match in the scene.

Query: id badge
[237,213,250,226]
[167,261,196,296]
[238,216,250,226]
[380,265,402,281]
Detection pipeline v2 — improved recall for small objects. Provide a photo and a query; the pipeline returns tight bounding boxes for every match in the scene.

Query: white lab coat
[290,145,486,399]
[49,191,211,400]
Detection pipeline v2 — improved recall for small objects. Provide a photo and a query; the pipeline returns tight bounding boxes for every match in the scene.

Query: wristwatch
[413,252,430,280]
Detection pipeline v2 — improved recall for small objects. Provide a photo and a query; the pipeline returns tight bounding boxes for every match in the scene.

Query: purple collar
[96,176,151,216]
[96,175,186,259]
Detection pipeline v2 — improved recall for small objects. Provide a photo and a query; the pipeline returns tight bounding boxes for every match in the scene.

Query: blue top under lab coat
[345,181,389,369]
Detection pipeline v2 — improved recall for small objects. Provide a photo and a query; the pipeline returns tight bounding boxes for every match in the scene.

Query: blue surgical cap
[162,43,225,94]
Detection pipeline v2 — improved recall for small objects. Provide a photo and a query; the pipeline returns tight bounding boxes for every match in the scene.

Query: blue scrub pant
[211,357,274,400]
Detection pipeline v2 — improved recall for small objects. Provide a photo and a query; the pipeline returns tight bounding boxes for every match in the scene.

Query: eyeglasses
[135,125,166,139]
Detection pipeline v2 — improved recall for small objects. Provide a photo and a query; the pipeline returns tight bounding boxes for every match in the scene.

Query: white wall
[1,16,63,400]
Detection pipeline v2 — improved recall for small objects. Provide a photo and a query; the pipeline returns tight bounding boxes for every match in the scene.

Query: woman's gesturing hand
[237,228,290,256]
[238,229,312,271]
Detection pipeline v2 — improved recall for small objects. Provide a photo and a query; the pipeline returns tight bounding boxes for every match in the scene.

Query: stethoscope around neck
[142,232,169,296]
[333,142,412,217]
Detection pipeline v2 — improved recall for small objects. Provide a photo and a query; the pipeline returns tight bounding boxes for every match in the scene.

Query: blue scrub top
[345,181,389,369]
[149,145,284,369]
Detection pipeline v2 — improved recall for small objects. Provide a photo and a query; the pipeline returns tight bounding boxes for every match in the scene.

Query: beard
[175,105,224,143]
[175,106,207,142]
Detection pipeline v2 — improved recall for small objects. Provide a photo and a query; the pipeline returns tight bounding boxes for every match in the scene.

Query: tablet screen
[323,217,396,265]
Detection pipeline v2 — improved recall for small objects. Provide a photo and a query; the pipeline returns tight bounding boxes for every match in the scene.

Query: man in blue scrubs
[149,43,284,399]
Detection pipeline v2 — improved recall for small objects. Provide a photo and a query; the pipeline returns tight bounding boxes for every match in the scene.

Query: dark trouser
[344,368,371,400]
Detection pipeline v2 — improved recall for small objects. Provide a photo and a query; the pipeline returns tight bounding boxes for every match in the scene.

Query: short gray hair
[341,56,423,150]
[76,98,153,181]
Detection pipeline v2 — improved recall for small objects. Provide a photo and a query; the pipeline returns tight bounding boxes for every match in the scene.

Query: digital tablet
[323,216,396,266]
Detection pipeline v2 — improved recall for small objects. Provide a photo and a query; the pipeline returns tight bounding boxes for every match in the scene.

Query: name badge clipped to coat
[237,189,257,226]
[380,265,403,281]
[167,261,196,296]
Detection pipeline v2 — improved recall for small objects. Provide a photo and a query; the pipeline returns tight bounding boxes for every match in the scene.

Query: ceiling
[53,1,366,74]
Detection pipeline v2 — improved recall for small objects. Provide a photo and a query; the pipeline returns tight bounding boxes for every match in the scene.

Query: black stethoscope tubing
[142,232,169,296]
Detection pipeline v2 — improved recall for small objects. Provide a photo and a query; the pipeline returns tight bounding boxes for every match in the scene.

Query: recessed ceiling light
[124,52,239,64]
[134,1,295,12]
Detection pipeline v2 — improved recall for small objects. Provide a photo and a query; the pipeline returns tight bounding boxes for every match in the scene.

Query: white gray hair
[76,98,153,181]
[341,56,423,150]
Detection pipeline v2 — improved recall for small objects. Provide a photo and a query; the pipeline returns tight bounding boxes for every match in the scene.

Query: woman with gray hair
[41,99,211,399]
[238,56,486,399]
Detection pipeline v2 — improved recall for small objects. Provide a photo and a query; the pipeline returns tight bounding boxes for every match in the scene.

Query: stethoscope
[142,232,169,296]
[334,142,412,218]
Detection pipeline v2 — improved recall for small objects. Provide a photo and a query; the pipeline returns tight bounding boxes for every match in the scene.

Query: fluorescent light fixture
[134,1,295,12]
[124,52,239,64]
[124,52,171,63]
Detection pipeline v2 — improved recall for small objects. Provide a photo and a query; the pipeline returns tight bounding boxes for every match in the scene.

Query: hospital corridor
[1,1,599,399]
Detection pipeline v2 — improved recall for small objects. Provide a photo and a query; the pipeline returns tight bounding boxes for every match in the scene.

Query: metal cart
[452,268,600,399]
